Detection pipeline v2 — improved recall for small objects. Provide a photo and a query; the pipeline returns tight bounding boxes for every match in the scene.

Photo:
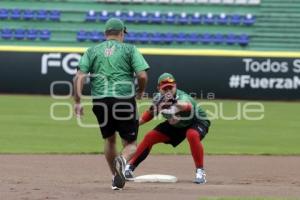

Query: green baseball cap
[105,18,127,33]
[158,73,176,89]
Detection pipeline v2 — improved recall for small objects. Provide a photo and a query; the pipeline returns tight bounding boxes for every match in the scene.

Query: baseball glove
[150,92,177,115]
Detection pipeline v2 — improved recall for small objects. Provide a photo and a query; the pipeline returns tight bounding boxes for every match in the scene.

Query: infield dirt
[0,155,299,200]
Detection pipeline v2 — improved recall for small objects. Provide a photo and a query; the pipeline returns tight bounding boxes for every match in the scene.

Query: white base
[133,174,178,183]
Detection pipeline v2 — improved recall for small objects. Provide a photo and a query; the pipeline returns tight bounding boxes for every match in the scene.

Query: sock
[186,128,204,169]
[129,130,169,170]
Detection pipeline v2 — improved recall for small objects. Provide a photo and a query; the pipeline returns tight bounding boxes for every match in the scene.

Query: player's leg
[104,134,117,175]
[127,129,170,171]
[93,98,122,189]
[186,124,208,184]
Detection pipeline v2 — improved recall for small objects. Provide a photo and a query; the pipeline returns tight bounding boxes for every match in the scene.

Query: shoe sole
[113,157,126,189]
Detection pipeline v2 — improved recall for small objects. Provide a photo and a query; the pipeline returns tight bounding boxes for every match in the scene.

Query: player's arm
[139,108,154,126]
[136,71,148,100]
[73,70,86,117]
[161,100,192,115]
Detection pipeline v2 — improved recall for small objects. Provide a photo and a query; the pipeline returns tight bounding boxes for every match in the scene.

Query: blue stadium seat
[237,34,249,46]
[161,32,174,44]
[185,33,199,44]
[149,12,163,24]
[174,32,186,43]
[225,33,238,45]
[136,32,149,44]
[85,10,97,22]
[230,14,242,25]
[123,11,136,23]
[178,12,189,25]
[149,32,163,44]
[190,12,201,25]
[27,29,38,40]
[39,29,51,40]
[203,13,215,25]
[243,14,255,26]
[99,10,110,22]
[0,28,13,39]
[125,32,138,43]
[14,29,26,40]
[49,10,60,21]
[23,10,35,20]
[200,33,213,44]
[212,33,224,44]
[0,9,9,20]
[216,13,229,25]
[77,30,89,42]
[89,31,103,42]
[136,11,149,23]
[36,10,47,20]
[164,12,177,24]
[10,9,22,20]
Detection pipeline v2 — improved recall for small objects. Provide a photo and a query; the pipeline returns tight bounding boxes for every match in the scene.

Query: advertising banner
[0,51,299,100]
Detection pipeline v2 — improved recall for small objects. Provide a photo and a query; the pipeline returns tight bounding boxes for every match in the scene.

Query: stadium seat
[212,33,224,44]
[49,10,60,21]
[99,10,110,22]
[174,32,186,44]
[178,12,189,25]
[36,10,47,20]
[0,9,9,20]
[27,29,38,40]
[200,33,213,44]
[23,10,35,20]
[237,34,249,46]
[164,12,177,24]
[39,29,51,40]
[161,32,174,44]
[10,9,22,20]
[89,31,103,42]
[243,13,256,26]
[136,11,149,23]
[149,12,163,24]
[125,32,138,43]
[203,13,215,25]
[225,33,237,45]
[149,32,163,44]
[230,14,242,25]
[190,12,201,24]
[77,30,89,42]
[216,13,228,25]
[14,29,26,40]
[123,11,136,23]
[0,28,13,39]
[185,33,199,44]
[85,10,97,22]
[136,32,149,44]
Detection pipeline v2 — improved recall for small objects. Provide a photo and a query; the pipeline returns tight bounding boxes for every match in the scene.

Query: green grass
[0,95,299,155]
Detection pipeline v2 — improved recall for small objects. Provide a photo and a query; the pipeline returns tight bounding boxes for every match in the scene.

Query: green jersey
[78,39,149,98]
[155,89,210,128]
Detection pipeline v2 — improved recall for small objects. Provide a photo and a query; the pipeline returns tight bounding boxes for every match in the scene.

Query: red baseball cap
[158,73,176,90]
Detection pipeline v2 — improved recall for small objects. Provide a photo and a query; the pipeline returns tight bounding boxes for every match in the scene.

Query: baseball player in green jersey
[124,73,210,184]
[73,18,149,190]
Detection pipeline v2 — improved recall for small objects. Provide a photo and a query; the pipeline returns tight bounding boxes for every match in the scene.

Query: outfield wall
[0,46,300,100]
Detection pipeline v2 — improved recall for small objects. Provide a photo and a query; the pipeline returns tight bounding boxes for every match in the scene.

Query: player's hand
[161,105,179,115]
[136,91,144,100]
[74,103,83,117]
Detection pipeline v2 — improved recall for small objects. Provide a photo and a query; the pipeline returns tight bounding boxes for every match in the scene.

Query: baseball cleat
[124,167,134,181]
[112,155,126,189]
[194,168,207,184]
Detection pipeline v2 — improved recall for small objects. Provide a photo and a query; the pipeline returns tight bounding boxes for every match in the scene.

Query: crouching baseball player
[124,72,211,184]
